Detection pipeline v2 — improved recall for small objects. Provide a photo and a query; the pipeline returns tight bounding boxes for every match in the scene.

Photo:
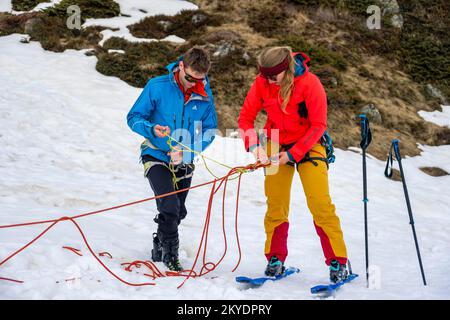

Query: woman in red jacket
[238,46,348,283]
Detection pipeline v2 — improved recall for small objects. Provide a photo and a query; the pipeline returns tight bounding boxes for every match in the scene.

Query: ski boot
[329,259,349,283]
[151,232,162,262]
[264,256,285,277]
[161,238,183,272]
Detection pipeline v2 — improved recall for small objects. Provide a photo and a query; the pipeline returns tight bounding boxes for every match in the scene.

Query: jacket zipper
[180,106,186,143]
[186,116,192,151]
[173,114,177,145]
[181,96,192,143]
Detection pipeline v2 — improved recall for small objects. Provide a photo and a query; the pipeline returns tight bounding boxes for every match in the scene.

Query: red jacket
[238,52,327,162]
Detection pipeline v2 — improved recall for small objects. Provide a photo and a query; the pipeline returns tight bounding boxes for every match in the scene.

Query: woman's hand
[252,146,270,164]
[272,152,291,166]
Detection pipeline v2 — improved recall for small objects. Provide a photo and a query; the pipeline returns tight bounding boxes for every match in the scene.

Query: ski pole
[384,139,427,286]
[358,114,372,288]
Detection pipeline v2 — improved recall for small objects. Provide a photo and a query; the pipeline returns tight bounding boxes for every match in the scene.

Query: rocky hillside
[0,0,449,162]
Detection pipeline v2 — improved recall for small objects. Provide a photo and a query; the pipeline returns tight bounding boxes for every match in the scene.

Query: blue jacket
[127,58,217,164]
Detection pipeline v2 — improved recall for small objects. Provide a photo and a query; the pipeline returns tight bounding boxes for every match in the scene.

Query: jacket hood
[166,56,183,74]
[293,52,310,78]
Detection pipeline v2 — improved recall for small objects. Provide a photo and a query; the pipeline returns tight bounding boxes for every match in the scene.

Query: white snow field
[0,0,449,300]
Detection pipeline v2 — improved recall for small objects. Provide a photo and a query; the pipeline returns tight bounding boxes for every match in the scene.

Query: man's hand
[168,146,183,165]
[252,146,270,165]
[153,125,170,138]
[272,152,291,166]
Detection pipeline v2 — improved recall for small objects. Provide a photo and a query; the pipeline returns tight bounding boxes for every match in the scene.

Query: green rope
[165,134,238,180]
[161,132,259,185]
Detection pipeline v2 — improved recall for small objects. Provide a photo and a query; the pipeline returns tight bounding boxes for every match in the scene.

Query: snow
[0,0,195,45]
[0,0,450,299]
[31,0,63,12]
[83,0,198,45]
[108,49,125,54]
[0,0,63,14]
[419,105,450,129]
[0,0,12,12]
[1,33,449,300]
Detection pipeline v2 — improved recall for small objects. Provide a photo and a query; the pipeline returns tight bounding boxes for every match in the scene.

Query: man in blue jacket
[127,47,217,271]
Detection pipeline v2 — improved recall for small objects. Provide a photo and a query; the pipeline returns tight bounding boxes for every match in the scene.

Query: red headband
[259,57,289,77]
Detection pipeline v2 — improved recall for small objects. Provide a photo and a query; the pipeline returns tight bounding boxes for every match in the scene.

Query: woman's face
[267,70,286,85]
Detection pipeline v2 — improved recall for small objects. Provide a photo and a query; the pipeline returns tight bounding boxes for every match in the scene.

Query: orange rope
[0,162,269,287]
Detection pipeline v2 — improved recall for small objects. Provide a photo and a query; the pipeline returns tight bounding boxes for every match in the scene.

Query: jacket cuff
[149,124,156,138]
[288,147,304,163]
[286,151,295,161]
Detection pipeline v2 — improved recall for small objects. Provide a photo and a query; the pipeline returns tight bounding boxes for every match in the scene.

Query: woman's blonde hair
[257,46,296,113]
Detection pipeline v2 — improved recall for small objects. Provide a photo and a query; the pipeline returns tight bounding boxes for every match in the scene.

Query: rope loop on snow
[0,152,270,288]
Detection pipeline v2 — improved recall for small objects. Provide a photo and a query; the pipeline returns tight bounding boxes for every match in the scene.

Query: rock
[204,30,240,44]
[242,51,251,62]
[192,13,207,26]
[360,104,383,124]
[426,84,449,105]
[0,14,8,29]
[379,0,404,28]
[157,20,173,32]
[24,16,43,35]
[390,14,404,28]
[330,77,338,88]
[380,0,400,15]
[315,6,336,23]
[84,49,96,56]
[20,35,30,43]
[315,66,339,88]
[212,42,235,58]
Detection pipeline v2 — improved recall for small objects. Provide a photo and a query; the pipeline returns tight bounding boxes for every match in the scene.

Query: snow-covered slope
[419,106,450,129]
[1,18,450,300]
[0,0,12,12]
[2,0,196,44]
[83,0,197,45]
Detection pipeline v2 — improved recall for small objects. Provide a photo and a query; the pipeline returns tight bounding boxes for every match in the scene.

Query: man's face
[179,61,206,89]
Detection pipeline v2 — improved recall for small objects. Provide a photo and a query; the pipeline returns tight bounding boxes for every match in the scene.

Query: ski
[310,273,358,296]
[235,266,300,287]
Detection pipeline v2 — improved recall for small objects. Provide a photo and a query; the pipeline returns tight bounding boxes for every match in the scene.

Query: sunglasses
[183,69,205,83]
[263,74,278,81]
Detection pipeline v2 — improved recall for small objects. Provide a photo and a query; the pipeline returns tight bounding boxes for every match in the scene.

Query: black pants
[145,159,194,242]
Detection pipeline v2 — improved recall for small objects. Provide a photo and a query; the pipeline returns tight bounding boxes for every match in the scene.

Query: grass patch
[288,0,377,16]
[275,35,348,71]
[97,38,181,87]
[340,0,449,103]
[397,1,449,106]
[0,12,33,36]
[435,127,450,146]
[44,0,120,23]
[419,167,449,177]
[386,168,402,181]
[247,4,289,38]
[208,46,255,112]
[11,0,49,11]
[23,13,105,52]
[0,11,107,52]
[128,9,224,40]
[326,87,363,109]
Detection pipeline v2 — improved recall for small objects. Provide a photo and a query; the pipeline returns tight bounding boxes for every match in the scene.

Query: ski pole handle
[358,114,372,151]
[392,139,402,162]
[384,139,402,178]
